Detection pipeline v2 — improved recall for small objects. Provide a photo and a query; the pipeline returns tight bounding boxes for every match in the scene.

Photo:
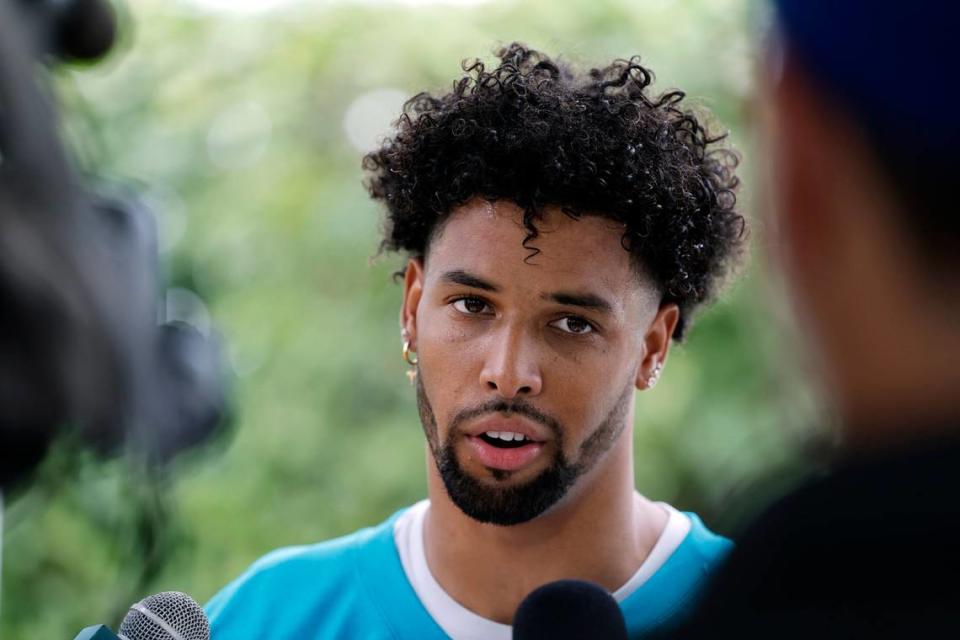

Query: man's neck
[420,437,666,624]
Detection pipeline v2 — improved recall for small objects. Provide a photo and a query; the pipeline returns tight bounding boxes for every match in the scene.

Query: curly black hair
[363,43,745,340]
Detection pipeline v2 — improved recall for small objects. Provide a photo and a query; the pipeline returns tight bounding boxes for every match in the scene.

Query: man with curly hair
[207,44,745,639]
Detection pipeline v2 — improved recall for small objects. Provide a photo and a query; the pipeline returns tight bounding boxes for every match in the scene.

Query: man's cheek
[554,403,593,447]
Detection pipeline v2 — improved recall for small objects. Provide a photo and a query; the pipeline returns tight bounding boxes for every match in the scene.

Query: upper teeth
[485,431,526,442]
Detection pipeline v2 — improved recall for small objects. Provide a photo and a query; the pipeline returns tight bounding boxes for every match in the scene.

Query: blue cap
[772,0,959,160]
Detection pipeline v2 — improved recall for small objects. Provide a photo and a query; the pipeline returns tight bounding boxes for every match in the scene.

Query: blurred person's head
[0,0,226,494]
[0,0,126,490]
[765,2,960,447]
[364,44,745,525]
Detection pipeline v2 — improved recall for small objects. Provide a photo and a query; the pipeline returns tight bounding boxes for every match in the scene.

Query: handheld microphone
[512,579,628,640]
[73,591,209,640]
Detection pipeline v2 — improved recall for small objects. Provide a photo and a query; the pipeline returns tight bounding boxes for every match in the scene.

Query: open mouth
[464,426,547,472]
[478,431,535,449]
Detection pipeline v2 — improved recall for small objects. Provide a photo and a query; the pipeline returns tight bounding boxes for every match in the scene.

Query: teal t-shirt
[206,507,731,639]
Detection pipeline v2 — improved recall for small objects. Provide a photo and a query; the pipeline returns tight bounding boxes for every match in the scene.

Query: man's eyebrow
[440,269,499,292]
[543,291,614,313]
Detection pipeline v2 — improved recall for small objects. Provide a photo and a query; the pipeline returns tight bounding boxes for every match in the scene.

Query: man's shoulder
[217,512,398,590]
[672,440,960,636]
[620,509,732,637]
[724,438,960,586]
[650,510,732,597]
[235,521,383,581]
[205,510,410,640]
[681,511,734,563]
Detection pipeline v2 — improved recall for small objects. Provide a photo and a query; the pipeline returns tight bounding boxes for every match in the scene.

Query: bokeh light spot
[342,88,409,153]
[206,101,273,172]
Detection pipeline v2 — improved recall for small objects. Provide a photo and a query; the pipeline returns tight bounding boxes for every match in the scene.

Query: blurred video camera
[0,0,229,492]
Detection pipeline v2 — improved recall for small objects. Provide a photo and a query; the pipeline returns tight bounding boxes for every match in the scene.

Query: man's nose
[479,325,543,399]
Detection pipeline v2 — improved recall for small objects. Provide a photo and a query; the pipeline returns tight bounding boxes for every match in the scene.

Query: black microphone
[512,580,628,640]
[53,0,117,62]
[73,591,210,640]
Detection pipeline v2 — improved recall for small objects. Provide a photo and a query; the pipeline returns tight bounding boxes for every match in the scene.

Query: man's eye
[452,297,490,314]
[551,316,594,335]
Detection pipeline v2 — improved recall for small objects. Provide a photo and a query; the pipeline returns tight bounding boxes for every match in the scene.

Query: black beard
[415,372,632,526]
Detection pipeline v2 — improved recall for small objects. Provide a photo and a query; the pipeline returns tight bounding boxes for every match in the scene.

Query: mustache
[449,399,563,437]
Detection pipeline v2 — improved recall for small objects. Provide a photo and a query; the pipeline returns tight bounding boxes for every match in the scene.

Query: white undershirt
[393,499,691,640]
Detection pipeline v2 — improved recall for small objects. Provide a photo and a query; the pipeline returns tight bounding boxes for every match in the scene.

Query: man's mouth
[464,432,545,472]
[478,430,532,449]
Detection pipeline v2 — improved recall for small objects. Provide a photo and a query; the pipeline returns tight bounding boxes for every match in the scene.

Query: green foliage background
[1,0,817,636]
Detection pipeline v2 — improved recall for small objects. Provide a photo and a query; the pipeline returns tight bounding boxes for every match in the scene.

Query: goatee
[415,373,632,526]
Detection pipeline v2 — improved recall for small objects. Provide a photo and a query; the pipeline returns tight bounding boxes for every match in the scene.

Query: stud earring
[647,362,663,389]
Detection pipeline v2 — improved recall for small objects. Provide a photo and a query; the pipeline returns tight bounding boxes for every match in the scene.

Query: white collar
[393,498,691,640]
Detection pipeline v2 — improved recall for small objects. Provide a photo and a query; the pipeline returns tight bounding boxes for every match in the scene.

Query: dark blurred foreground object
[75,591,210,640]
[0,0,229,494]
[657,1,960,638]
[512,580,627,640]
[669,439,960,638]
[15,0,117,62]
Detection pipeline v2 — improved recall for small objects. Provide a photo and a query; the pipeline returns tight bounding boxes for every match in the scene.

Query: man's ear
[635,303,679,390]
[400,258,425,349]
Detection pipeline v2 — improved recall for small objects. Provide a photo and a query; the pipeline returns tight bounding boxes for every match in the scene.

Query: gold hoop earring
[402,340,418,366]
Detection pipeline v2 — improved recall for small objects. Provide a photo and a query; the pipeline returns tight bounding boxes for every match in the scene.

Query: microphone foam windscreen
[56,0,117,61]
[118,591,210,640]
[512,579,628,640]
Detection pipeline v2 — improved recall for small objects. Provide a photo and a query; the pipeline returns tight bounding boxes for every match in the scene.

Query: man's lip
[462,415,550,442]
[465,436,544,472]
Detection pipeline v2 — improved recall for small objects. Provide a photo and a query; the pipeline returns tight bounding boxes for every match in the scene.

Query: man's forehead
[424,199,659,306]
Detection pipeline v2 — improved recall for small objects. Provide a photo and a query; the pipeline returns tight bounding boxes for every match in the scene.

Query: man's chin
[446,487,549,526]
[437,444,581,526]
[457,456,538,484]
